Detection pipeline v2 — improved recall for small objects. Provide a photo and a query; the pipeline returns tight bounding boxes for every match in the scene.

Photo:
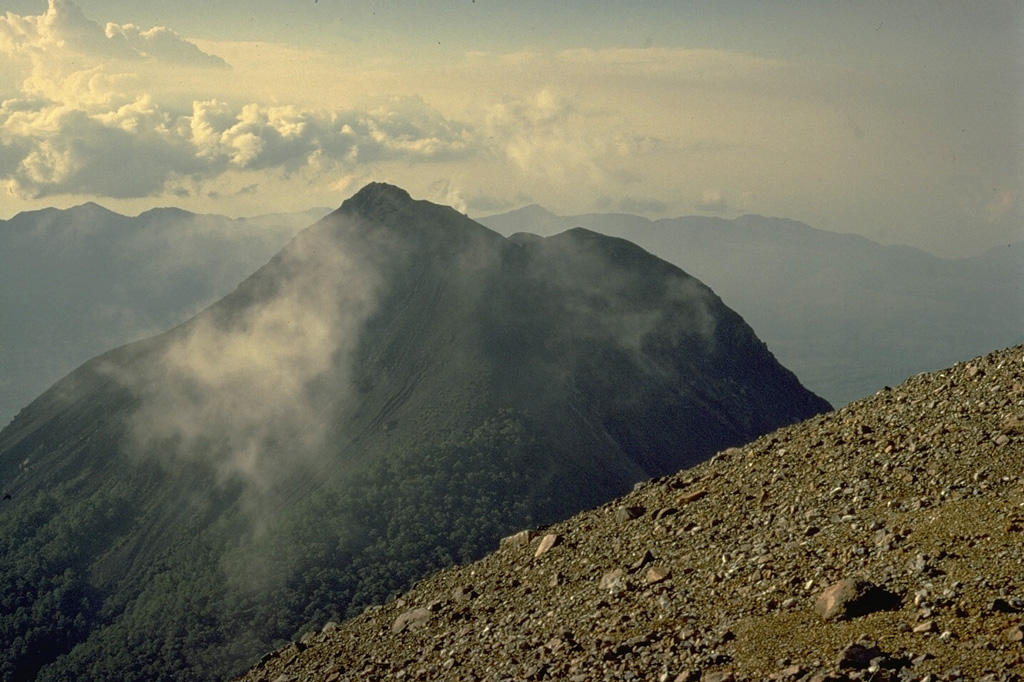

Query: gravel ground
[235,345,1024,682]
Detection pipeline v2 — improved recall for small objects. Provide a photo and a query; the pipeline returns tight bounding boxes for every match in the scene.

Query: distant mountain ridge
[0,203,331,428]
[478,206,1024,405]
[0,183,827,682]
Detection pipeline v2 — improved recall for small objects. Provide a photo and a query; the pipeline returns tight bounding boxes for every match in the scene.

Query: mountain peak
[0,184,829,682]
[137,206,198,221]
[68,201,121,219]
[514,203,557,218]
[326,182,500,249]
[341,182,414,215]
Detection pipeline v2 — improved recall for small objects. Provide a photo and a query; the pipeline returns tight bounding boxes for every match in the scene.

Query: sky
[0,0,1021,257]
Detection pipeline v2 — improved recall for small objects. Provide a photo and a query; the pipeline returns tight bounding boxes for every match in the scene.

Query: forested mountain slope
[0,184,828,682]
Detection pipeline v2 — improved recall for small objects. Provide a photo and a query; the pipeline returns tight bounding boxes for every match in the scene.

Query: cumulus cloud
[0,6,727,213]
[1,88,475,198]
[0,1,475,200]
[1,98,205,197]
[104,22,229,67]
[188,95,474,172]
[0,0,227,67]
[483,88,657,185]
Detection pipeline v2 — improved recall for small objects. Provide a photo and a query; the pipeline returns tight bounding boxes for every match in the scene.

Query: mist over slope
[0,183,828,682]
[479,207,1024,406]
[0,204,330,429]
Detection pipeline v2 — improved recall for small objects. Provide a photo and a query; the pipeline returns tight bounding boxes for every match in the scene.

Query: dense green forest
[1,411,543,682]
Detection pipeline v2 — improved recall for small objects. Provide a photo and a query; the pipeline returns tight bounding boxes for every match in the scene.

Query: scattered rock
[628,550,655,573]
[836,642,883,669]
[615,506,646,523]
[774,664,803,679]
[989,598,1021,613]
[680,489,707,505]
[501,529,535,548]
[599,568,627,592]
[813,579,900,620]
[912,620,937,634]
[452,585,477,602]
[535,533,560,557]
[391,607,431,634]
[652,507,678,521]
[646,566,671,584]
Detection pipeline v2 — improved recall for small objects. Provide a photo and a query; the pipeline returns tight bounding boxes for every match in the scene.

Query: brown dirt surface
[234,345,1024,682]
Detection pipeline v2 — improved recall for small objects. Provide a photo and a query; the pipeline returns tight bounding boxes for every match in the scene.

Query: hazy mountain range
[0,203,330,429]
[479,206,1024,406]
[3,200,1017,433]
[0,184,828,682]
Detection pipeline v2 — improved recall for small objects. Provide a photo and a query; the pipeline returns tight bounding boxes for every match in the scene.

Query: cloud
[0,0,227,67]
[1,99,205,197]
[428,178,468,214]
[695,188,728,214]
[0,2,475,200]
[483,88,657,185]
[109,219,386,502]
[0,87,476,198]
[950,173,1021,225]
[0,9,804,220]
[103,22,229,68]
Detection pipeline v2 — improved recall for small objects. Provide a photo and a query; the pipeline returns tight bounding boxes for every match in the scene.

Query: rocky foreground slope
[237,345,1024,682]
